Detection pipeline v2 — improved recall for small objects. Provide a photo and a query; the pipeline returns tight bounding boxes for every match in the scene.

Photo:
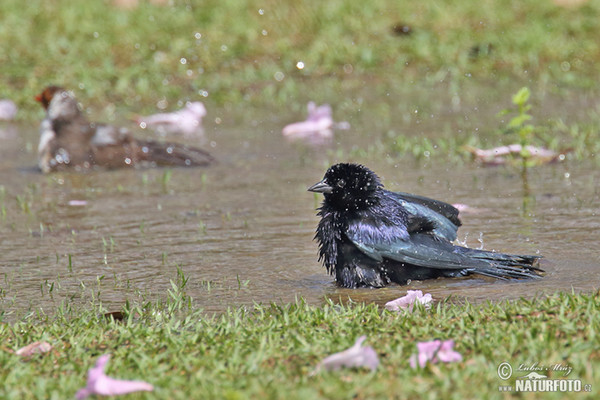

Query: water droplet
[560,61,571,72]
[558,154,565,161]
[221,45,228,52]
[166,146,174,154]
[258,8,265,15]
[93,32,99,38]
[142,146,149,153]
[157,99,168,110]
[274,71,285,81]
[139,122,147,129]
[564,172,570,178]
[186,69,193,77]
[261,29,268,36]
[343,64,353,74]
[180,58,187,65]
[198,90,209,97]
[210,141,217,148]
[124,157,132,165]
[296,61,305,70]
[214,117,222,124]
[194,32,202,39]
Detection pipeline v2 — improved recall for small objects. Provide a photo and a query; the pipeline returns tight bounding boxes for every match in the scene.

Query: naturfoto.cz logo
[497,361,592,393]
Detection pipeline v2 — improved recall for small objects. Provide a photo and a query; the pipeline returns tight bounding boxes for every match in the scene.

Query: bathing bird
[309,163,543,288]
[35,86,214,173]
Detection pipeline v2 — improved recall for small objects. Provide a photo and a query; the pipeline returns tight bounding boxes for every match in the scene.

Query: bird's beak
[308,179,333,194]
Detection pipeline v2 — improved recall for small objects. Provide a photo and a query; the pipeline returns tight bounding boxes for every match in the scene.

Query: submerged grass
[0,290,598,399]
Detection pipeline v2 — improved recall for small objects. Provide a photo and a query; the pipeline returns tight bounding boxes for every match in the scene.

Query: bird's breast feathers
[38,119,55,155]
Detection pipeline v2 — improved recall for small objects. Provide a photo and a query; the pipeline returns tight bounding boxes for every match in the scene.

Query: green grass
[1,3,599,397]
[1,289,598,399]
[2,0,600,116]
[3,0,599,163]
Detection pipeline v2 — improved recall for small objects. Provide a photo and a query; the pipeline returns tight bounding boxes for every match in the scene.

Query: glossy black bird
[308,163,543,288]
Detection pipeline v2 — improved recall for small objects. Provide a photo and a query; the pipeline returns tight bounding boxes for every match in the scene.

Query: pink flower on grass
[409,339,462,369]
[385,290,433,312]
[315,336,379,372]
[76,354,154,399]
[137,101,206,136]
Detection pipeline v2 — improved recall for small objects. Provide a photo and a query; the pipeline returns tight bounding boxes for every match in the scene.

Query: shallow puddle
[0,92,598,316]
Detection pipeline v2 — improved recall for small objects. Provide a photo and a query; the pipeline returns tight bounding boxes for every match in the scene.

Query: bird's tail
[135,140,214,167]
[454,246,544,280]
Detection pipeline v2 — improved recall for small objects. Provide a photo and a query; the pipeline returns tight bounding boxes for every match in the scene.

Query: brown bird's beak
[308,179,333,194]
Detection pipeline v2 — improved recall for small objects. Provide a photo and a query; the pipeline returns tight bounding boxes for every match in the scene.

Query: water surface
[0,96,598,316]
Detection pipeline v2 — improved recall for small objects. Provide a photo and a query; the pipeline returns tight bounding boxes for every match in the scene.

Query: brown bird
[35,86,214,173]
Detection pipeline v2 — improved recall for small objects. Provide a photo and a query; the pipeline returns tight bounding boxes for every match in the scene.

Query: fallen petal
[283,102,348,143]
[464,144,561,166]
[410,339,462,369]
[15,341,53,357]
[385,290,432,312]
[436,340,463,363]
[76,354,154,399]
[316,336,379,372]
[137,101,206,136]
[0,99,18,121]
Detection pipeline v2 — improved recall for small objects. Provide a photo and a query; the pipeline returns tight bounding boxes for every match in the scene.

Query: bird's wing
[91,124,132,146]
[386,191,460,241]
[346,220,490,270]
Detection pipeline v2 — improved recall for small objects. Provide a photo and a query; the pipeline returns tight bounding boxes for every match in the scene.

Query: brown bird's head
[35,86,67,110]
[35,86,81,120]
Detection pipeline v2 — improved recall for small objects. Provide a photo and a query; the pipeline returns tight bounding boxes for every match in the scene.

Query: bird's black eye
[337,179,346,188]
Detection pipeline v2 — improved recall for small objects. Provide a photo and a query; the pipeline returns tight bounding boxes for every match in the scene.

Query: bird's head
[35,86,80,120]
[308,163,383,211]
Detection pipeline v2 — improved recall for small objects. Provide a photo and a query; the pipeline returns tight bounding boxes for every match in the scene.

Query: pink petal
[385,290,432,312]
[316,336,379,372]
[282,101,346,141]
[0,99,18,120]
[467,144,559,165]
[15,341,53,357]
[76,354,154,399]
[137,102,205,136]
[410,339,462,368]
[93,376,154,396]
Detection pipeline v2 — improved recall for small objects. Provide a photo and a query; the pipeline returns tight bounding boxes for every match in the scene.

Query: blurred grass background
[1,0,599,116]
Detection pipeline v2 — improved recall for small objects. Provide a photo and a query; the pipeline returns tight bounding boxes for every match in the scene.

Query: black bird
[308,163,543,288]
